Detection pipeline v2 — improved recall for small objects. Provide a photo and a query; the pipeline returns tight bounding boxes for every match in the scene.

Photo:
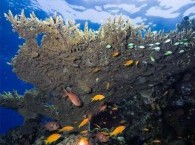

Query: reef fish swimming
[112,51,120,57]
[91,94,105,102]
[44,121,60,131]
[123,59,134,66]
[44,133,61,145]
[78,137,89,145]
[58,125,74,132]
[62,88,82,107]
[110,125,126,136]
[78,118,89,128]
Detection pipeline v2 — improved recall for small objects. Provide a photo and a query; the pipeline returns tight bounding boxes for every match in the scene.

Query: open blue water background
[0,0,194,134]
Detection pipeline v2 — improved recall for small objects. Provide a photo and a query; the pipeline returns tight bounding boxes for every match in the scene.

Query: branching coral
[97,16,145,48]
[1,10,195,145]
[3,10,142,93]
[4,10,95,49]
[2,10,195,131]
[0,91,23,109]
[4,10,195,95]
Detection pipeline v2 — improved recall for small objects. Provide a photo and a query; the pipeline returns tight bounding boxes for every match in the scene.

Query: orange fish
[113,51,120,57]
[80,130,88,134]
[44,121,60,131]
[44,133,61,145]
[91,94,105,102]
[78,137,89,145]
[124,59,134,66]
[58,125,74,132]
[110,126,126,136]
[63,88,82,107]
[78,118,89,128]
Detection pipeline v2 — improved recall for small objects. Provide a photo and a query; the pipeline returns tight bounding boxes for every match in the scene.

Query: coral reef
[0,10,195,145]
[176,16,195,31]
[4,10,194,95]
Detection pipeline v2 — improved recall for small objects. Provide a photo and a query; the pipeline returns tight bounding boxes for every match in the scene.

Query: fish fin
[44,139,48,145]
[91,97,96,102]
[62,89,68,97]
[57,129,62,132]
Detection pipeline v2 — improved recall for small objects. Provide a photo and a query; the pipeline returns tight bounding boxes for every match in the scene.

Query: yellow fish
[78,118,89,128]
[58,126,74,132]
[91,94,105,102]
[80,130,88,134]
[44,133,61,145]
[124,60,134,66]
[110,126,126,136]
[113,51,120,57]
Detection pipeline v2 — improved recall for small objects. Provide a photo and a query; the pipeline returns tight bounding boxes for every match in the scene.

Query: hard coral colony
[2,9,195,145]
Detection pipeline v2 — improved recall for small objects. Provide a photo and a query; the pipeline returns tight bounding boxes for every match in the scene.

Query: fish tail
[63,89,68,97]
[57,129,62,133]
[110,133,114,137]
[44,139,48,145]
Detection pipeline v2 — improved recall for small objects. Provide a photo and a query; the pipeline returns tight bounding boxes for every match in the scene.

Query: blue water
[0,1,31,134]
[0,0,195,135]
